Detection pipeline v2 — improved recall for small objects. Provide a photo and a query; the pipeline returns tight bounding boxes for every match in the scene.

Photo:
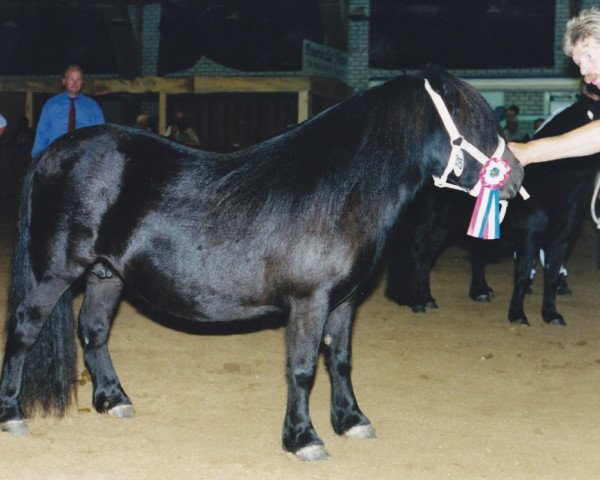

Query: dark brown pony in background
[0,67,523,460]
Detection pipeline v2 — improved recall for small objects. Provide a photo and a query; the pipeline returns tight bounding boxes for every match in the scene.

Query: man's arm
[509,120,600,165]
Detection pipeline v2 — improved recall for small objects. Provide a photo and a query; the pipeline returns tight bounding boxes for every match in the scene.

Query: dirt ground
[1,204,600,480]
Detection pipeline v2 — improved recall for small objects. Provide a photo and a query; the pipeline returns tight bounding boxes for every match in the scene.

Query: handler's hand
[507,141,532,166]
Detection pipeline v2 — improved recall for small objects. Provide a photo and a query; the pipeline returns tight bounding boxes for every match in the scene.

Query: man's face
[62,69,84,97]
[571,38,600,86]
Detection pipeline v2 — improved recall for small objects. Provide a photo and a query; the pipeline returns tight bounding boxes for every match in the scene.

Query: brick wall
[347,0,371,91]
[133,0,587,122]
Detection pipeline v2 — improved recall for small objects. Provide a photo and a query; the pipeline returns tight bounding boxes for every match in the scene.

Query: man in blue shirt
[31,65,105,158]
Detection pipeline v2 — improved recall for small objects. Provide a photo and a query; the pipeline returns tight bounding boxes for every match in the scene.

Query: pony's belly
[128,277,282,322]
[153,300,283,323]
[190,304,284,322]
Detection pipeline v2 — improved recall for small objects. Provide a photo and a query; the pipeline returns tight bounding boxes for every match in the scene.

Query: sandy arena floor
[1,203,600,480]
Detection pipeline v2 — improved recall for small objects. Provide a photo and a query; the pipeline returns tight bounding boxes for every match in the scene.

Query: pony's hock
[0,67,523,460]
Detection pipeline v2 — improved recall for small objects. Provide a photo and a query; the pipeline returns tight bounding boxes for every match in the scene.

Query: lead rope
[591,175,600,269]
[592,175,600,226]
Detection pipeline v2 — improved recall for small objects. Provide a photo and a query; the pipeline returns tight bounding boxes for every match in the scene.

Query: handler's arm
[508,119,600,166]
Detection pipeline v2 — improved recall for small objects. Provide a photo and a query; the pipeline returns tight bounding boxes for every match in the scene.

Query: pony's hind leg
[78,267,134,418]
[508,240,538,326]
[0,276,75,434]
[322,299,375,439]
[540,243,569,326]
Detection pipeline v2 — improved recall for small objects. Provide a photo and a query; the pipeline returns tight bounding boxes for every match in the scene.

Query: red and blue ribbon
[467,158,511,240]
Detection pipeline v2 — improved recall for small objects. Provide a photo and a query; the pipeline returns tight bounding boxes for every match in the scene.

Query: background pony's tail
[5,170,77,417]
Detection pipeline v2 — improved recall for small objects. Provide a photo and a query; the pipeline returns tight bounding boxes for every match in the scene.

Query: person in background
[164,109,200,146]
[0,113,7,138]
[521,117,547,142]
[164,109,184,139]
[504,104,522,141]
[509,8,600,165]
[31,64,105,158]
[135,114,154,132]
[494,106,507,128]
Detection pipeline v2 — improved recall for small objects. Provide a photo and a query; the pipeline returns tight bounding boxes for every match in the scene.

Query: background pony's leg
[541,242,569,326]
[282,293,329,461]
[508,237,538,325]
[78,269,134,417]
[322,298,374,439]
[385,202,448,313]
[468,239,494,302]
[0,277,74,434]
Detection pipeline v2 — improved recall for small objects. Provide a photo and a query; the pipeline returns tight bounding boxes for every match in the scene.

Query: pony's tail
[5,170,77,417]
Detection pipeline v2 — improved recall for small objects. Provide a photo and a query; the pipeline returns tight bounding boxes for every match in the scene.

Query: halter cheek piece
[424,79,529,238]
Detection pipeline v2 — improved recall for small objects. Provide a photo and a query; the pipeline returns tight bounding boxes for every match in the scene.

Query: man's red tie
[68,98,76,132]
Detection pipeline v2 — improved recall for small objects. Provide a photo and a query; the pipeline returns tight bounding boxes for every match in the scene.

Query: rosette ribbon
[466,157,512,240]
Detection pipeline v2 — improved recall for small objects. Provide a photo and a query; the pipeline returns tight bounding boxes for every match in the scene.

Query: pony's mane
[210,74,424,223]
[427,66,502,151]
[208,68,500,239]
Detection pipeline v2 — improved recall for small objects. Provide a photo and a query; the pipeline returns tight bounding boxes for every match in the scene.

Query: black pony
[385,186,489,311]
[0,67,523,460]
[386,85,600,326]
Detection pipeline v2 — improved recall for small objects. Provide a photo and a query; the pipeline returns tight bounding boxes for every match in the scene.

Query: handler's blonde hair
[564,8,600,56]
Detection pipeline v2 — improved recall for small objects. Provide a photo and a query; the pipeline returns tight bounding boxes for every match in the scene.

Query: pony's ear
[423,65,449,94]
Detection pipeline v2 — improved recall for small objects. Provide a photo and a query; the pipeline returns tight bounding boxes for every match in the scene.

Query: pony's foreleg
[282,293,329,461]
[78,271,134,417]
[323,299,374,440]
[0,278,74,434]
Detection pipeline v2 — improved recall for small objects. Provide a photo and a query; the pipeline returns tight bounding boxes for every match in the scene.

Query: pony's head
[423,66,524,202]
[423,67,525,239]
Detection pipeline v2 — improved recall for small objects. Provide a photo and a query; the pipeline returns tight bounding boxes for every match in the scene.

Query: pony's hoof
[295,444,330,461]
[1,419,31,436]
[344,423,376,439]
[108,404,136,418]
[410,304,427,313]
[473,293,492,302]
[509,316,530,326]
[546,318,567,326]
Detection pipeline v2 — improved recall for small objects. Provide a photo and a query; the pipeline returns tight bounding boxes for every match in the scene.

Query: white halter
[423,79,529,220]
